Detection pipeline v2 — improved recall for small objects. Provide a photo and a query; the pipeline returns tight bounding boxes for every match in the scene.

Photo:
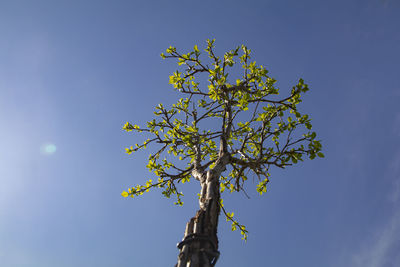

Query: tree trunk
[176,169,221,267]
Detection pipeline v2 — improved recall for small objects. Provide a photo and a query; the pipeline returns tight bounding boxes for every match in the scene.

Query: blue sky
[1,0,399,266]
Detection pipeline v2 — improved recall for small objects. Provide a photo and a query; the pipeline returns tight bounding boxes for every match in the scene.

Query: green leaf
[123,122,134,132]
[185,126,197,133]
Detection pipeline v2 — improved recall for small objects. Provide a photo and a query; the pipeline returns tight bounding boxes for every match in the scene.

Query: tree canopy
[122,39,323,240]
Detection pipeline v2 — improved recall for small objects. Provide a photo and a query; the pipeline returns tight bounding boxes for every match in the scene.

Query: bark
[176,170,220,267]
[176,154,229,267]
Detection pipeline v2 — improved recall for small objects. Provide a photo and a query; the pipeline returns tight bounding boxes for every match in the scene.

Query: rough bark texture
[176,171,220,267]
[176,153,229,267]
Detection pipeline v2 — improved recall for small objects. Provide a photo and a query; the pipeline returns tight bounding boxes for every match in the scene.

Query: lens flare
[40,143,57,155]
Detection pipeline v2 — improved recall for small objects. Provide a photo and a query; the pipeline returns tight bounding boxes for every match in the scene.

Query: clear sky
[1,0,399,266]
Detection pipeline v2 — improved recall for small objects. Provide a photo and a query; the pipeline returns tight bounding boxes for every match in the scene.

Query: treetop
[121,39,323,239]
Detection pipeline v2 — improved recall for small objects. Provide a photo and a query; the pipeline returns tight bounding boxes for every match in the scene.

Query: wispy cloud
[352,210,400,267]
[350,150,400,267]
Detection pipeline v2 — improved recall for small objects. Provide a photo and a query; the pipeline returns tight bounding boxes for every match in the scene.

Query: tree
[121,39,323,267]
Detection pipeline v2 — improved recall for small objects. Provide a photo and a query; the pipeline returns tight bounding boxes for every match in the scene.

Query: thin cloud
[350,149,400,267]
[352,210,400,267]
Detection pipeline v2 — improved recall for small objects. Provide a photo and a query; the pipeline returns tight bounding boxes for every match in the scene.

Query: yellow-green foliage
[122,39,323,240]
